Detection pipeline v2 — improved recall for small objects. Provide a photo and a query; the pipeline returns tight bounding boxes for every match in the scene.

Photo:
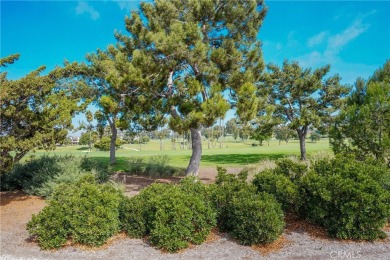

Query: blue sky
[2,0,390,131]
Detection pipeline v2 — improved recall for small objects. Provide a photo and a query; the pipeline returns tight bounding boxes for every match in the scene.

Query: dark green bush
[211,167,285,245]
[27,175,123,249]
[299,155,390,240]
[252,170,298,211]
[0,155,110,197]
[229,191,284,245]
[119,181,216,252]
[212,167,257,232]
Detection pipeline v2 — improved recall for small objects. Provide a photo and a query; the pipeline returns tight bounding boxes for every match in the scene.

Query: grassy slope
[26,137,332,171]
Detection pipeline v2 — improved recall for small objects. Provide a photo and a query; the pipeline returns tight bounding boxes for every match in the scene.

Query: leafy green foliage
[330,61,390,163]
[94,136,123,151]
[252,170,298,211]
[274,124,296,144]
[27,175,123,249]
[211,167,284,245]
[79,131,98,146]
[119,180,216,252]
[117,0,267,174]
[0,155,110,197]
[229,191,285,245]
[299,155,390,240]
[0,54,81,174]
[261,60,349,160]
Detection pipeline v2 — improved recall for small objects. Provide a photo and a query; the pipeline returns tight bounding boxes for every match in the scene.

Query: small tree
[261,60,349,160]
[0,54,80,174]
[309,132,321,143]
[274,124,295,144]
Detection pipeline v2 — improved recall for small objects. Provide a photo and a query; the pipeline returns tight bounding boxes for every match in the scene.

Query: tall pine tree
[116,0,267,175]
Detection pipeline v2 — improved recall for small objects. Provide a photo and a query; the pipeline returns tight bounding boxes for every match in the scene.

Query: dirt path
[1,167,389,260]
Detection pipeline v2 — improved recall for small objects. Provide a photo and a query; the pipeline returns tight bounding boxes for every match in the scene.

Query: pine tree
[117,0,267,175]
[261,60,349,160]
[330,61,390,163]
[75,46,164,164]
[0,54,81,174]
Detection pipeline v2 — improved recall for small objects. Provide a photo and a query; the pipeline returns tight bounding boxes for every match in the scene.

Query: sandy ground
[1,167,389,260]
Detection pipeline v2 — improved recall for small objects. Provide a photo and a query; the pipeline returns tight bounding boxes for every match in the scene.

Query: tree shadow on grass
[201,153,286,165]
[77,146,90,151]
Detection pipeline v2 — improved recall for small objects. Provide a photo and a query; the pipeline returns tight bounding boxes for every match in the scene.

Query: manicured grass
[26,137,332,171]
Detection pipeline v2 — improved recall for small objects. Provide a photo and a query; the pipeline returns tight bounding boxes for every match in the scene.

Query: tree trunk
[186,127,202,176]
[297,129,307,160]
[110,125,117,164]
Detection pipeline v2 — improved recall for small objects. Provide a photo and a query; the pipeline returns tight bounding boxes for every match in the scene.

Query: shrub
[0,155,110,197]
[27,175,123,249]
[119,181,216,252]
[299,155,390,240]
[252,170,298,211]
[211,167,257,232]
[211,167,285,245]
[229,191,284,245]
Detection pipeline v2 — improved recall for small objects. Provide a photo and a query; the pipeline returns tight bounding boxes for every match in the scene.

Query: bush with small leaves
[299,155,390,240]
[27,175,123,249]
[211,167,285,245]
[211,167,257,232]
[229,191,285,245]
[252,170,298,211]
[120,180,216,252]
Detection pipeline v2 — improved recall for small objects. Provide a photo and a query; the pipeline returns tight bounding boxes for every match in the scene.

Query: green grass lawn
[27,137,332,172]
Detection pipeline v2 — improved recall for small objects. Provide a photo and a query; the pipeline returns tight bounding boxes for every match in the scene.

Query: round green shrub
[119,182,216,253]
[27,175,123,249]
[211,167,285,245]
[150,187,216,252]
[299,156,390,240]
[252,170,298,211]
[229,191,285,245]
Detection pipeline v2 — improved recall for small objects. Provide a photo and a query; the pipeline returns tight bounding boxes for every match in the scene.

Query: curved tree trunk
[110,124,117,164]
[186,127,202,176]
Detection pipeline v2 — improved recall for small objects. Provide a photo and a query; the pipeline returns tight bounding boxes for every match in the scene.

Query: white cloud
[76,1,100,20]
[307,31,328,47]
[111,0,140,11]
[324,17,369,58]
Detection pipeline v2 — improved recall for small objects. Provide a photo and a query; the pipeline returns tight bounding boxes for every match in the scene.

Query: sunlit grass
[26,137,332,171]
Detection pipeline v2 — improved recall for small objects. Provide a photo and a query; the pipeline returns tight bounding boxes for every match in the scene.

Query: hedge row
[252,156,390,240]
[25,155,390,252]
